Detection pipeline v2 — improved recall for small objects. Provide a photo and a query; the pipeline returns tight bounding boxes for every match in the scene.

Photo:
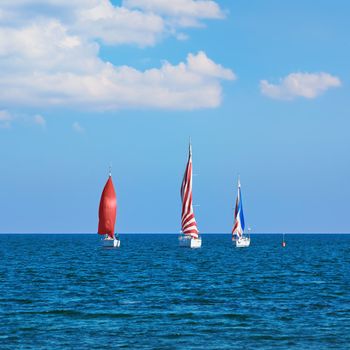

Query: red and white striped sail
[181,142,199,239]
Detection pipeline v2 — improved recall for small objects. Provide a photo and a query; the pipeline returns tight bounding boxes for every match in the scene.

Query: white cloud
[0,0,224,47]
[0,110,48,129]
[72,122,85,133]
[187,51,235,79]
[0,110,13,121]
[123,0,225,28]
[75,1,164,47]
[33,115,46,128]
[0,20,235,110]
[260,72,341,100]
[0,1,234,111]
[175,32,189,41]
[0,110,14,128]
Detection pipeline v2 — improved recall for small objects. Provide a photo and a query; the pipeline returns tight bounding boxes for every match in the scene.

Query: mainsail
[232,179,245,239]
[98,174,117,239]
[181,142,199,239]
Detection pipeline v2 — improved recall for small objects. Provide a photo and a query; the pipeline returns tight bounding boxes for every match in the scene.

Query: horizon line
[0,232,350,235]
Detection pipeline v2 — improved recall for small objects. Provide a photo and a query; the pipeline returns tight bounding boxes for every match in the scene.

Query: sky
[0,0,349,234]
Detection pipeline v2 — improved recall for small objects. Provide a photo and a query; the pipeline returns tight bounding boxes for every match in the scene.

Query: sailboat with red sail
[98,169,120,248]
[179,140,202,248]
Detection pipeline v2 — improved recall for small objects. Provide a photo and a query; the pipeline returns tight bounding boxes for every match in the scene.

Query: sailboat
[179,141,202,248]
[232,178,250,248]
[98,169,120,248]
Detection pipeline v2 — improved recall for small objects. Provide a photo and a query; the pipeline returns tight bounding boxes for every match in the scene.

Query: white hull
[235,236,250,248]
[102,237,120,248]
[179,235,202,248]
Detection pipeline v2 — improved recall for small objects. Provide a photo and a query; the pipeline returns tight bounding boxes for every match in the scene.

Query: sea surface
[0,234,349,350]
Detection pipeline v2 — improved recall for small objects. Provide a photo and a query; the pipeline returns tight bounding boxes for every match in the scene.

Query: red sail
[98,175,117,238]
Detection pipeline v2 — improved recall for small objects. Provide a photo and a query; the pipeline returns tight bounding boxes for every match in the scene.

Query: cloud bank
[0,0,225,46]
[0,0,233,111]
[260,72,341,100]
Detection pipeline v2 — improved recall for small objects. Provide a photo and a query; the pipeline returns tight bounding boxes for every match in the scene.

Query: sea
[0,234,349,350]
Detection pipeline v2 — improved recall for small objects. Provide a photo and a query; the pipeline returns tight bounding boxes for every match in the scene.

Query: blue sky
[0,0,349,233]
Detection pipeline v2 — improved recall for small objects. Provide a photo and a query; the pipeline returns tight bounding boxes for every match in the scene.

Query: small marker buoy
[281,233,286,247]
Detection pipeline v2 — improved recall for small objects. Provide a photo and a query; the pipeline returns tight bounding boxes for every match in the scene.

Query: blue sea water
[0,234,349,350]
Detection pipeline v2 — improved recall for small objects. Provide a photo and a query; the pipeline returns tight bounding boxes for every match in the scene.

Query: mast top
[109,163,112,177]
[189,137,192,156]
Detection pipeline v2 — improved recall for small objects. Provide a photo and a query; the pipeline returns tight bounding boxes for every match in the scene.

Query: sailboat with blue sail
[232,178,250,248]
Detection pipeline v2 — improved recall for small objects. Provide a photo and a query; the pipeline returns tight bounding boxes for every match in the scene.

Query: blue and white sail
[232,179,245,239]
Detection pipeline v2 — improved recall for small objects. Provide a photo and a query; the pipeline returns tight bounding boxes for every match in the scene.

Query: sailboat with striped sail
[232,178,250,248]
[98,169,120,248]
[179,141,202,248]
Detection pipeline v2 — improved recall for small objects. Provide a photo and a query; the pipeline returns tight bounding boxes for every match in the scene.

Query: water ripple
[0,234,349,349]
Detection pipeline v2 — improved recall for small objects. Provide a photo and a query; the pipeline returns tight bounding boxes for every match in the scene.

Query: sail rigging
[181,142,199,239]
[232,179,245,239]
[98,174,117,239]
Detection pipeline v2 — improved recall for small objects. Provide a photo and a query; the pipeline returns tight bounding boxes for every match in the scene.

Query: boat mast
[109,163,115,238]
